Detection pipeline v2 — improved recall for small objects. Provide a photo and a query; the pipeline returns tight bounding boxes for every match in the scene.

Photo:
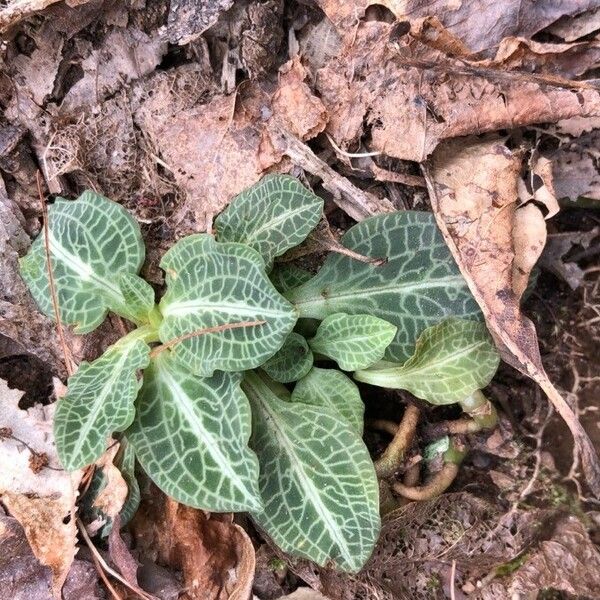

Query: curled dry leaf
[132,493,255,600]
[424,137,600,497]
[90,444,128,525]
[317,21,600,162]
[0,378,82,598]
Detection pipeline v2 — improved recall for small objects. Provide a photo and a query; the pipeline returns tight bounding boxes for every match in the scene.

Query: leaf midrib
[246,376,354,565]
[162,299,292,320]
[292,275,468,311]
[240,203,318,244]
[66,348,131,462]
[157,361,255,504]
[384,338,487,379]
[48,230,123,300]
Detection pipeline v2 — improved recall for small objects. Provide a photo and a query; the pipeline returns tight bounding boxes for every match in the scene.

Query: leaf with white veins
[262,332,313,383]
[127,352,261,512]
[308,313,397,370]
[292,367,364,435]
[215,174,323,266]
[243,371,379,572]
[285,211,482,362]
[159,235,297,376]
[354,319,500,405]
[54,337,150,470]
[19,190,146,332]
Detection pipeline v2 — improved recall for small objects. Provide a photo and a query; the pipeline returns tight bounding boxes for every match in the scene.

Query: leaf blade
[354,319,500,404]
[54,338,150,470]
[308,313,396,370]
[292,367,364,435]
[243,371,379,572]
[19,190,146,332]
[215,174,323,266]
[262,332,313,383]
[285,211,482,362]
[127,353,261,512]
[159,235,297,376]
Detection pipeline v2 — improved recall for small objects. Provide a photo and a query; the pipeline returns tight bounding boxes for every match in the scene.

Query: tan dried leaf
[0,378,82,598]
[91,443,128,523]
[424,137,600,496]
[0,0,89,34]
[317,21,600,162]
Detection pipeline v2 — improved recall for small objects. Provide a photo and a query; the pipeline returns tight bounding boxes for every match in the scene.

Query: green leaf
[19,190,146,333]
[215,174,323,266]
[54,337,151,470]
[262,333,313,383]
[242,371,379,572]
[115,438,140,529]
[127,352,261,512]
[116,273,155,323]
[292,367,364,435]
[159,234,297,376]
[354,319,500,405]
[285,211,482,362]
[270,264,313,294]
[308,313,397,370]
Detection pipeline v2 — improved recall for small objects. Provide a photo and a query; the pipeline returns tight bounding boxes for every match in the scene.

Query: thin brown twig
[77,519,155,600]
[150,320,267,358]
[450,560,457,600]
[37,171,74,377]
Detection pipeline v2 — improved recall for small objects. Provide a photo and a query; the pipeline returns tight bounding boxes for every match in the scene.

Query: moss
[495,553,528,576]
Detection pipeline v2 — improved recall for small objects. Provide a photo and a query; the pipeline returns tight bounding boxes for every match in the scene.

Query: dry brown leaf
[0,0,89,34]
[0,514,104,600]
[546,6,600,42]
[482,516,600,599]
[512,203,547,298]
[317,21,600,163]
[167,0,234,45]
[132,493,255,600]
[90,444,128,525]
[0,378,82,598]
[552,129,600,201]
[491,37,600,79]
[315,0,598,52]
[424,137,600,497]
[134,58,327,232]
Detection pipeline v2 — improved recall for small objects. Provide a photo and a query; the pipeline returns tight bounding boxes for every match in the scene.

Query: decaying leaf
[131,493,255,600]
[90,444,128,525]
[317,21,600,162]
[424,137,600,496]
[0,514,103,600]
[0,378,82,597]
[552,129,600,201]
[482,516,600,599]
[0,0,89,34]
[314,0,598,52]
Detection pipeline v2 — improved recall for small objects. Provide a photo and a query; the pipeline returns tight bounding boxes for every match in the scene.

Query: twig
[374,405,420,478]
[271,125,395,221]
[325,133,381,158]
[89,548,124,600]
[423,418,481,441]
[37,171,74,377]
[77,519,155,600]
[450,560,457,600]
[150,320,266,357]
